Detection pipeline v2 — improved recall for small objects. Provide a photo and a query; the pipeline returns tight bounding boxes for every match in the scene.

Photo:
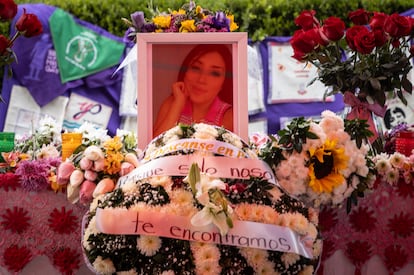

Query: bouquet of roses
[252,110,377,210]
[56,123,140,205]
[290,9,414,108]
[122,0,238,42]
[1,0,42,70]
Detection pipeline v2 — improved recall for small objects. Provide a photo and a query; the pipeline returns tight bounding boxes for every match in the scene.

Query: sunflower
[308,139,349,193]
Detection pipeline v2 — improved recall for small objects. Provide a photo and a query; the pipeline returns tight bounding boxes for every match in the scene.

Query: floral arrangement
[252,110,376,210]
[122,0,238,42]
[0,0,42,75]
[290,9,414,108]
[372,151,414,187]
[0,116,63,192]
[57,122,140,205]
[82,123,322,275]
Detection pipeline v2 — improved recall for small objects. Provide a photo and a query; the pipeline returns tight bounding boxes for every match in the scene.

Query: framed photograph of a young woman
[136,32,248,149]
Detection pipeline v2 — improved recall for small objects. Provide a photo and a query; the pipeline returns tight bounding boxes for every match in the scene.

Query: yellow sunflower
[308,139,348,193]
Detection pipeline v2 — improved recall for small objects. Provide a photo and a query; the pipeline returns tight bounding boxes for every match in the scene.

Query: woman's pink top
[179,97,231,126]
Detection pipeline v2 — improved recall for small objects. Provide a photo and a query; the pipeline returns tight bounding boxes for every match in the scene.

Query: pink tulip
[93,178,115,198]
[124,152,140,168]
[84,170,98,181]
[57,161,75,185]
[93,158,105,172]
[79,180,96,205]
[84,145,104,161]
[79,157,93,170]
[120,162,135,176]
[69,169,84,187]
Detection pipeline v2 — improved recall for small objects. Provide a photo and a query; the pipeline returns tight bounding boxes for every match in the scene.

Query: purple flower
[131,11,146,30]
[212,11,230,31]
[15,159,50,191]
[142,23,156,33]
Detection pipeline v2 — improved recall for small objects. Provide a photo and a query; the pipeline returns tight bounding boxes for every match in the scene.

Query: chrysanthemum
[92,256,116,275]
[152,15,172,29]
[308,139,348,193]
[137,235,162,256]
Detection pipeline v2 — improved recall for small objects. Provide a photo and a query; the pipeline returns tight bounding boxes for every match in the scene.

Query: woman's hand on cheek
[172,81,188,104]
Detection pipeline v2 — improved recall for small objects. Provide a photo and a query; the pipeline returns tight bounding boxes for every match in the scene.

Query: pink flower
[93,178,115,198]
[57,161,75,185]
[250,132,270,148]
[79,157,93,170]
[120,162,135,176]
[84,170,98,181]
[93,158,105,172]
[84,145,104,161]
[69,169,84,187]
[79,180,96,205]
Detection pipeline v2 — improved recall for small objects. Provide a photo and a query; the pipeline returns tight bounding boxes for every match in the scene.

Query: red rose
[321,16,345,41]
[0,0,17,21]
[372,29,388,47]
[290,29,319,57]
[384,13,412,38]
[345,25,368,51]
[354,30,376,54]
[348,9,370,25]
[294,10,319,31]
[369,12,388,30]
[15,8,43,37]
[0,34,10,54]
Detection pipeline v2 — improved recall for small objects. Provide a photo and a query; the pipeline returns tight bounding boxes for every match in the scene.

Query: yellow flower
[308,139,348,193]
[152,15,171,29]
[172,9,186,15]
[103,136,123,152]
[104,151,124,175]
[195,5,203,15]
[180,19,197,32]
[227,14,239,31]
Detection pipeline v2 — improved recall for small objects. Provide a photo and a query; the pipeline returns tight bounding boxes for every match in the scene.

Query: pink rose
[93,158,105,172]
[79,157,93,170]
[120,162,135,176]
[84,145,104,161]
[79,180,96,205]
[69,169,84,187]
[321,16,345,41]
[93,178,115,198]
[84,170,98,181]
[57,161,75,185]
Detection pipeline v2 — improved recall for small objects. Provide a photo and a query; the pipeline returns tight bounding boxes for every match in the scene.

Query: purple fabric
[1,4,126,135]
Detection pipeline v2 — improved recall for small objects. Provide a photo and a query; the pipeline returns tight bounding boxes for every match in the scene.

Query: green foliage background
[2,0,412,41]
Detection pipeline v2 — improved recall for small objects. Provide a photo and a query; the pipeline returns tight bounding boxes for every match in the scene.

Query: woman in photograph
[153,44,233,137]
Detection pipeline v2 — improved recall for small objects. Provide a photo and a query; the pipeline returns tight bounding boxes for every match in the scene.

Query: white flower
[76,121,109,144]
[389,152,406,168]
[222,132,244,149]
[193,123,218,140]
[137,235,162,256]
[191,204,232,235]
[92,256,116,275]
